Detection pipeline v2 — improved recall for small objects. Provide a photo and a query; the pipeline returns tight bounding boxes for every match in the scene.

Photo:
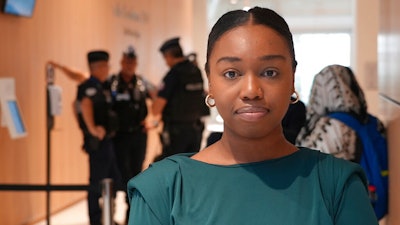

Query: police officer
[104,46,154,223]
[148,37,208,160]
[76,50,121,225]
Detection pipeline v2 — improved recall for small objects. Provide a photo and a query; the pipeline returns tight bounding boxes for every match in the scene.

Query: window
[293,33,351,104]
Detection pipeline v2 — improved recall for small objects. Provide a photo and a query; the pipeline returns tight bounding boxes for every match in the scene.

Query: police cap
[123,45,137,58]
[159,37,181,53]
[87,50,109,64]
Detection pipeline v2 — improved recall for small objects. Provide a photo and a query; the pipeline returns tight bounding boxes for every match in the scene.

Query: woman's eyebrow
[216,55,286,64]
[216,56,241,64]
[258,54,286,61]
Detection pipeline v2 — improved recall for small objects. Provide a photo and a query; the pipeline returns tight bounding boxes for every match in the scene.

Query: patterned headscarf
[303,65,368,133]
[296,64,368,161]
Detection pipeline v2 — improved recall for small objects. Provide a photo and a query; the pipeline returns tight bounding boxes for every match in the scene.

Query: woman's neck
[220,132,296,163]
[194,130,297,165]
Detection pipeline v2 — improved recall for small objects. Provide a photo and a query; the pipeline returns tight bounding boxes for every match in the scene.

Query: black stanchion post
[46,64,55,225]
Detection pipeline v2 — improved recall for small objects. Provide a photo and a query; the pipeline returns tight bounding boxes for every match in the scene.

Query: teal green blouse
[128,148,378,225]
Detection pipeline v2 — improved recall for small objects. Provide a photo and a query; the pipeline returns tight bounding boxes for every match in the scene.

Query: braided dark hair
[205,7,297,74]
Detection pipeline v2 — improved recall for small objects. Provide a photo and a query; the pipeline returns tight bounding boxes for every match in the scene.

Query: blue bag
[329,112,388,220]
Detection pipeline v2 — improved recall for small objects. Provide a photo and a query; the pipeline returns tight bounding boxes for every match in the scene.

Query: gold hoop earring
[291,91,300,104]
[205,94,216,107]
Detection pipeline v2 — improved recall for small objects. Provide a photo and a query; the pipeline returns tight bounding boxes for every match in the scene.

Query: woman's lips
[235,106,270,121]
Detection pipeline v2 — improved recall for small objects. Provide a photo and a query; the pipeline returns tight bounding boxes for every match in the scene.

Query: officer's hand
[144,119,159,131]
[47,61,60,69]
[94,126,106,140]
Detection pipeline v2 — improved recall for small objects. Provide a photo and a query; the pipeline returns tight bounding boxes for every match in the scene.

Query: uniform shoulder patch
[85,87,97,96]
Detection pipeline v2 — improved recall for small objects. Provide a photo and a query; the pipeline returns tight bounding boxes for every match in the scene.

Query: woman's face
[208,24,295,139]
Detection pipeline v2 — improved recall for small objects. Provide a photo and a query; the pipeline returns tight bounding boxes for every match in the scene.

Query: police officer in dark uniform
[104,46,154,223]
[76,50,121,225]
[148,37,208,160]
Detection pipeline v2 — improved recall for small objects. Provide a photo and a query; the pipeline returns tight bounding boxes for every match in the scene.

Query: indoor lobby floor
[33,191,128,225]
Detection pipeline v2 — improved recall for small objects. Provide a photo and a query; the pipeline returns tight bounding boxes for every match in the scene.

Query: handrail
[379,93,400,106]
[0,179,114,224]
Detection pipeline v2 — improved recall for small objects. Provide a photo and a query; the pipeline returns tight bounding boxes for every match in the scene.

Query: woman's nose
[239,73,263,100]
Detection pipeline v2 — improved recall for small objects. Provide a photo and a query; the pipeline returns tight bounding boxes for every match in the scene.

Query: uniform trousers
[86,138,122,225]
[113,130,147,221]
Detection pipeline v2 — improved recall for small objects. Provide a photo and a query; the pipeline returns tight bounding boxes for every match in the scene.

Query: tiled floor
[33,191,128,225]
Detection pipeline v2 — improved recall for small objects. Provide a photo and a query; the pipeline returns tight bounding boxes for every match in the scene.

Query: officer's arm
[145,97,167,129]
[47,61,87,83]
[147,88,158,101]
[80,97,105,139]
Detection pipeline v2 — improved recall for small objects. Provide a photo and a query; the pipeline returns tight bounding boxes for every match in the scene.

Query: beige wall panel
[387,112,400,225]
[0,0,196,224]
[378,0,400,103]
[378,0,400,224]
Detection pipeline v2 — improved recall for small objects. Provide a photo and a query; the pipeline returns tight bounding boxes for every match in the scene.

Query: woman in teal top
[128,7,378,225]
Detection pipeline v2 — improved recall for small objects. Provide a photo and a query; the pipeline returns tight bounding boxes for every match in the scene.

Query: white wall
[353,0,381,119]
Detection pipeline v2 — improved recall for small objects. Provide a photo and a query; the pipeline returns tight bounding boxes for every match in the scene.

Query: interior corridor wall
[353,0,380,118]
[0,0,199,224]
[378,0,400,224]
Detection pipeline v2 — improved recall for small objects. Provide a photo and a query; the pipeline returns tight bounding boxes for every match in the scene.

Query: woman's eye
[223,70,239,79]
[261,69,278,78]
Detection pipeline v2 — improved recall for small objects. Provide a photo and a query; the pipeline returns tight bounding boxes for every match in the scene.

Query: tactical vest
[163,61,208,123]
[76,77,118,137]
[109,74,148,132]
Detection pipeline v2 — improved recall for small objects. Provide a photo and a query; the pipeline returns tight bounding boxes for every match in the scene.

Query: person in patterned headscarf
[296,64,385,162]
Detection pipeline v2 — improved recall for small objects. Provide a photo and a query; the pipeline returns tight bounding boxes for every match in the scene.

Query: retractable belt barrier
[0,65,114,225]
[0,179,114,225]
[0,184,89,191]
